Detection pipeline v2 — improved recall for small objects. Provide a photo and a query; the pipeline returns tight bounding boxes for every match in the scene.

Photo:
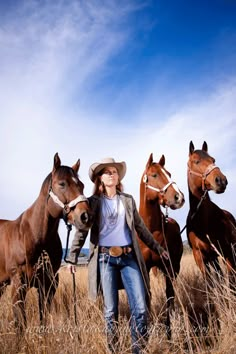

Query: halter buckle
[165,206,169,223]
[64,205,71,214]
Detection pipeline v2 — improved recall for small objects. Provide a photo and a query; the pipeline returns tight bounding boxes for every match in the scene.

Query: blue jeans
[98,251,149,354]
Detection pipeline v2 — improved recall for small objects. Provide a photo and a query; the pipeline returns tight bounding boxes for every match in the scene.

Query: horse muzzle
[207,174,228,194]
[163,192,185,210]
[70,207,92,230]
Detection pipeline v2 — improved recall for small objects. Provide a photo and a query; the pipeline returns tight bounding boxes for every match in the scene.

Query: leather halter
[143,173,176,195]
[48,188,88,214]
[188,163,218,191]
[145,181,176,195]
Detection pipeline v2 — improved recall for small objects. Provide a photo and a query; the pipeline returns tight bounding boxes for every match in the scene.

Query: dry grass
[0,251,236,354]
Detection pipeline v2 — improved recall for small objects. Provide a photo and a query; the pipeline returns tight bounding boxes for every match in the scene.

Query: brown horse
[138,153,185,339]
[187,141,236,287]
[0,153,91,331]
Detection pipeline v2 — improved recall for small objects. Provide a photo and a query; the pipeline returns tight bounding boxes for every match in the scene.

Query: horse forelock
[56,166,85,191]
[189,150,216,171]
[55,165,76,176]
[52,165,78,182]
[151,163,171,180]
[194,149,209,158]
[40,166,80,195]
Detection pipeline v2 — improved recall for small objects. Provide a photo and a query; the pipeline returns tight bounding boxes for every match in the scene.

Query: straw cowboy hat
[89,157,126,182]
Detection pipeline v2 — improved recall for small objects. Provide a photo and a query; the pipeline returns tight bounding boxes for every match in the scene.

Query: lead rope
[180,189,208,235]
[63,214,78,327]
[161,212,175,277]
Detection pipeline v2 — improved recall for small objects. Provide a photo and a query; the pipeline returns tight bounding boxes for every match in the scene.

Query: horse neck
[139,182,163,230]
[188,184,211,212]
[25,175,60,241]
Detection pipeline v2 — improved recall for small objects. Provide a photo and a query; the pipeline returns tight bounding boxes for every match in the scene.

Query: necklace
[102,194,120,227]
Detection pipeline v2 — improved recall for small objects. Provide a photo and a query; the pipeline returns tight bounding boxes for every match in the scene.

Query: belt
[99,245,132,257]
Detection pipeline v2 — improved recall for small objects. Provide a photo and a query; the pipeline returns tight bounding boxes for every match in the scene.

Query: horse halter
[143,173,175,223]
[143,173,176,195]
[188,162,218,191]
[48,188,88,215]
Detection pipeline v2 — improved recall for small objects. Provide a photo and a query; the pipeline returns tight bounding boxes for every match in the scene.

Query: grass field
[0,250,235,354]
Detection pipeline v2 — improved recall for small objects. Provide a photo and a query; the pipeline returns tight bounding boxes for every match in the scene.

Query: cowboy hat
[89,157,126,182]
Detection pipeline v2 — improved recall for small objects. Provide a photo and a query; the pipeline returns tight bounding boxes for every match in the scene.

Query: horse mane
[40,173,52,195]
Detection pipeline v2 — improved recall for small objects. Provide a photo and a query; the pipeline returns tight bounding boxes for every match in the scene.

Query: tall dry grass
[0,250,235,354]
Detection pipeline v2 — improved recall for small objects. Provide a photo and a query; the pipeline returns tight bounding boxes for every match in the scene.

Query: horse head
[47,153,92,230]
[141,153,185,210]
[188,141,228,195]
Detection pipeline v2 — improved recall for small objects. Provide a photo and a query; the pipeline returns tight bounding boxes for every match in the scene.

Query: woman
[67,157,169,354]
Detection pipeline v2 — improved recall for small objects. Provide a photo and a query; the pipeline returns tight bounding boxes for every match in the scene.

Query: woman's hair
[92,168,123,196]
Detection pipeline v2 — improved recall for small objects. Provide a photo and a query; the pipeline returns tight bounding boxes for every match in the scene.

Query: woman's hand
[67,264,76,273]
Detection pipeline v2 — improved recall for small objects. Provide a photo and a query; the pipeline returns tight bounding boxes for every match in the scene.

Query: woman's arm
[66,229,89,264]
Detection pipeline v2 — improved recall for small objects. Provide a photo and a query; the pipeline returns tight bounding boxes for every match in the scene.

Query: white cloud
[0,0,235,248]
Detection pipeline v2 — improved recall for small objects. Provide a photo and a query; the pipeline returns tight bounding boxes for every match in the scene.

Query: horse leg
[165,276,175,340]
[0,280,9,298]
[192,249,215,291]
[211,257,224,283]
[45,272,59,313]
[192,248,207,275]
[37,272,59,325]
[11,273,27,333]
[225,257,236,291]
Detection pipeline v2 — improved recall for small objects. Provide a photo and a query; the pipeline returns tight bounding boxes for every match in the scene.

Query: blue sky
[0,0,235,247]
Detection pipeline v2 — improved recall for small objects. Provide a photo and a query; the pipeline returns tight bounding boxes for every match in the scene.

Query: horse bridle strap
[49,189,88,213]
[188,163,218,190]
[145,181,176,195]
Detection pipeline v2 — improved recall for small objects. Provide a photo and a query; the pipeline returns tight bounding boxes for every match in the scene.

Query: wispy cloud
[0,0,235,246]
[0,0,145,221]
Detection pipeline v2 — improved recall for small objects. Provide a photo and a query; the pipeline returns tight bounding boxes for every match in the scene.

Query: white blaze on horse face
[72,177,78,184]
[160,167,182,194]
[160,167,171,183]
[160,167,173,187]
[173,183,181,194]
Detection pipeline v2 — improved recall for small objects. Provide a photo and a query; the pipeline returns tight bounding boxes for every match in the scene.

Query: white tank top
[99,195,132,247]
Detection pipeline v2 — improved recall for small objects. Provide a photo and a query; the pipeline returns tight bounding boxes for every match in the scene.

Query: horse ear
[72,159,80,174]
[202,141,208,152]
[189,141,195,154]
[159,154,165,166]
[53,153,61,172]
[146,153,153,168]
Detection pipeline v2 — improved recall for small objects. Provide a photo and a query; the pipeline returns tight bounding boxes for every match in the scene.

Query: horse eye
[195,160,200,165]
[152,174,158,178]
[59,181,66,187]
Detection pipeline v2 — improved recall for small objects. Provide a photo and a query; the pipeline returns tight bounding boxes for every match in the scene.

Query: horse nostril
[175,193,183,202]
[215,176,228,191]
[174,193,184,204]
[81,212,89,224]
[215,176,227,188]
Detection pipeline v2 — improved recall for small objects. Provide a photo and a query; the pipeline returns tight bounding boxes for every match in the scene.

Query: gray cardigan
[66,192,165,301]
